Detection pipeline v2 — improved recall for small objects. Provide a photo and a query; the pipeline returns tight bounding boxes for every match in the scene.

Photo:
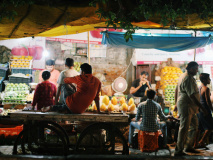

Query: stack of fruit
[160,66,183,105]
[10,56,33,69]
[2,83,30,104]
[164,85,176,105]
[91,95,136,113]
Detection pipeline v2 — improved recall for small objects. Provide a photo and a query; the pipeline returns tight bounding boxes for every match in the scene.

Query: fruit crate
[138,130,159,152]
[11,69,32,75]
[0,125,23,137]
[0,69,7,77]
[0,77,4,92]
[9,76,31,84]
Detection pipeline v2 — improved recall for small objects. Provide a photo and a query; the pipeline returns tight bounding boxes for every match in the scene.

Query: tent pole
[194,31,197,61]
[87,31,90,64]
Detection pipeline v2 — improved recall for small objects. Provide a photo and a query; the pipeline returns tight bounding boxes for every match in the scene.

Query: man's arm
[38,70,43,83]
[174,85,178,111]
[94,99,100,113]
[135,104,142,121]
[64,76,78,84]
[158,104,171,121]
[205,88,213,111]
[146,81,152,89]
[94,82,101,113]
[55,84,62,104]
[190,94,207,114]
[32,85,40,110]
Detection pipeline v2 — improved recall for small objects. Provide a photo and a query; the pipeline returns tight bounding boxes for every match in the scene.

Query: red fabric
[32,81,56,110]
[64,74,101,114]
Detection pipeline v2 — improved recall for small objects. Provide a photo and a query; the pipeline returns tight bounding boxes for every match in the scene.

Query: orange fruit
[100,103,106,112]
[129,104,136,112]
[121,103,128,112]
[120,97,126,105]
[102,95,109,105]
[111,97,117,105]
[108,104,114,112]
[128,98,134,106]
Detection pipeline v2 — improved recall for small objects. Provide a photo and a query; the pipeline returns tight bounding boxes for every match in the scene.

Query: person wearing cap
[175,61,207,156]
[32,70,57,110]
[55,58,79,104]
[39,59,60,86]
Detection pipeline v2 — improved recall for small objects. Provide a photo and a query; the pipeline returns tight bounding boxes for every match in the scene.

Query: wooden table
[9,111,129,122]
[9,111,129,156]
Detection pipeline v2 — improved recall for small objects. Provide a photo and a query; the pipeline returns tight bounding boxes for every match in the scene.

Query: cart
[9,111,129,156]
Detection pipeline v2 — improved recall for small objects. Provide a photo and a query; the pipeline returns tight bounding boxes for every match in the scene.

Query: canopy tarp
[1,1,213,40]
[102,31,213,52]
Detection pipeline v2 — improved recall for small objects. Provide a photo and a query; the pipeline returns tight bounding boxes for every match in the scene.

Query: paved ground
[2,143,213,157]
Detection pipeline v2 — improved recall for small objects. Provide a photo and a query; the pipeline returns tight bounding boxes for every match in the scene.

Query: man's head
[140,71,148,81]
[186,61,199,76]
[200,73,210,84]
[147,89,156,99]
[46,59,55,72]
[42,70,51,81]
[65,58,74,68]
[80,63,92,75]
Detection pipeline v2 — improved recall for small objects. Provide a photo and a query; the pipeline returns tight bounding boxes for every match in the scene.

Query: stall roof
[102,31,213,52]
[1,1,213,40]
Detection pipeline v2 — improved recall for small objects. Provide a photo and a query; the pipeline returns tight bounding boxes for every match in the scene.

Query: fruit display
[5,83,29,92]
[164,85,176,105]
[1,83,30,104]
[74,62,81,72]
[10,56,33,69]
[0,108,19,116]
[159,66,183,105]
[87,95,137,113]
[26,93,34,102]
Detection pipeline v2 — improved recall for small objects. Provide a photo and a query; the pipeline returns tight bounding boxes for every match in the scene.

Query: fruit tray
[2,101,27,105]
[9,56,33,69]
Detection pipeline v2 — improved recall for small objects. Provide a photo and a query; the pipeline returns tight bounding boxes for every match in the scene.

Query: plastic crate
[0,125,23,137]
[9,76,31,84]
[0,77,5,92]
[0,69,7,77]
[11,69,32,75]
[138,130,159,152]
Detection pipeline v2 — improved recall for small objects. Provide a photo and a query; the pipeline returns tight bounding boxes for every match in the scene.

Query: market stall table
[9,111,129,156]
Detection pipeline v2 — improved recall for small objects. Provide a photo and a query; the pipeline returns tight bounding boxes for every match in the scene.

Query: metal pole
[194,31,197,61]
[87,31,90,64]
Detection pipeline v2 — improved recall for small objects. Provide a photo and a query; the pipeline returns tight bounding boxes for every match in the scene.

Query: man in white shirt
[55,58,79,104]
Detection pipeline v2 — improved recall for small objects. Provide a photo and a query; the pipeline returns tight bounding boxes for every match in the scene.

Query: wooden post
[87,31,90,64]
[194,31,197,61]
[194,49,196,61]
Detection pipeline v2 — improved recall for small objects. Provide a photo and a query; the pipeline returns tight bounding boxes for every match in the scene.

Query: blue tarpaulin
[101,32,213,52]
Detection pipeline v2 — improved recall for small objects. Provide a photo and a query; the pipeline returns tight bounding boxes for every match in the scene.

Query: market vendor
[41,63,101,114]
[39,59,60,86]
[32,70,57,110]
[128,71,151,101]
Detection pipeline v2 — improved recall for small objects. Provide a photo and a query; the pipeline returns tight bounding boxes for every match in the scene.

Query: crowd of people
[32,59,213,156]
[128,61,213,156]
[32,58,101,114]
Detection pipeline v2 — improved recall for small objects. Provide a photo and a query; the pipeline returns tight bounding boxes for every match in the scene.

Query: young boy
[32,70,57,110]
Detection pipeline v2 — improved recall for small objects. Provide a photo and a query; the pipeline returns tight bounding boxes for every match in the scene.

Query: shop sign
[46,37,101,45]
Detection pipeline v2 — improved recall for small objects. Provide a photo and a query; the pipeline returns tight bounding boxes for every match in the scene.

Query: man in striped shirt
[129,89,172,148]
